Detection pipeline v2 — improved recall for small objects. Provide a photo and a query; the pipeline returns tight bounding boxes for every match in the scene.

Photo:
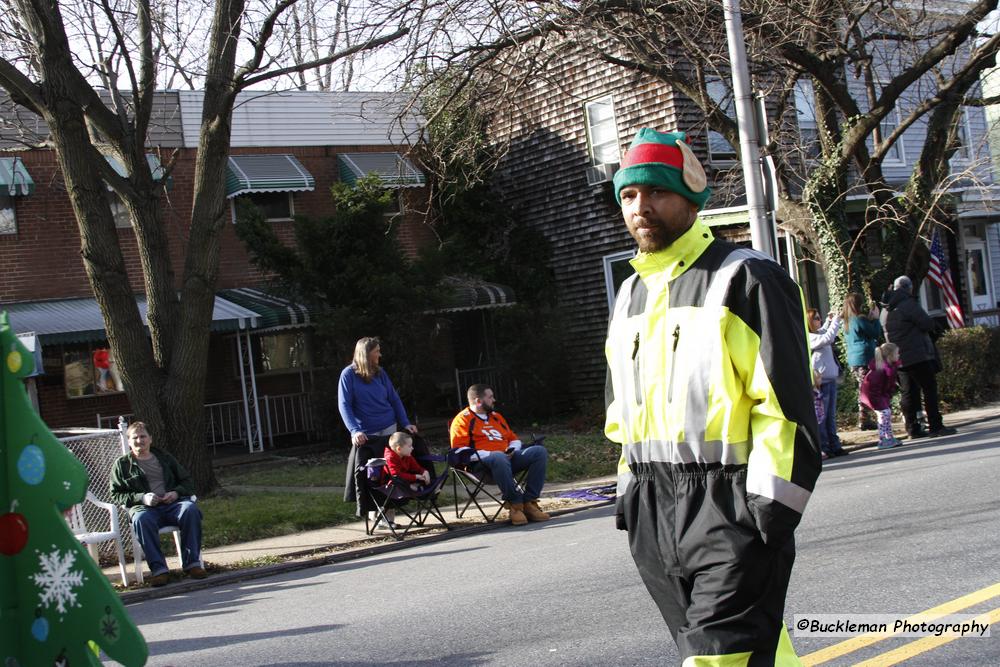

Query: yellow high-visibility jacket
[605,220,822,546]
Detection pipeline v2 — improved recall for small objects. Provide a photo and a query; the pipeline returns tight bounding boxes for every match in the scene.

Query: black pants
[898,360,943,433]
[623,464,797,665]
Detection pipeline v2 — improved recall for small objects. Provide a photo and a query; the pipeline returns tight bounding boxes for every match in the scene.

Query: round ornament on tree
[0,502,28,556]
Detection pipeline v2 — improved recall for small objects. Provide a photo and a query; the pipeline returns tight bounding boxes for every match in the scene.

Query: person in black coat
[879,275,956,438]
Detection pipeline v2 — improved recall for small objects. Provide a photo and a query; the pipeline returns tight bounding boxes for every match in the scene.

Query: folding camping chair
[447,437,544,523]
[363,456,450,540]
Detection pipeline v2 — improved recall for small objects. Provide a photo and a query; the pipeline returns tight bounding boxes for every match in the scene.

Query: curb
[120,498,614,605]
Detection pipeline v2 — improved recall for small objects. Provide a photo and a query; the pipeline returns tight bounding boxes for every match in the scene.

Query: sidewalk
[105,401,1000,602]
[107,475,619,602]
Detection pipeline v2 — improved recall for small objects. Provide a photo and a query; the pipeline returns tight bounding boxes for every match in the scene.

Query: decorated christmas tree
[0,313,148,665]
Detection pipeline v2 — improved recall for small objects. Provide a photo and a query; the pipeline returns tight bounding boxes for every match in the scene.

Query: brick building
[0,90,434,448]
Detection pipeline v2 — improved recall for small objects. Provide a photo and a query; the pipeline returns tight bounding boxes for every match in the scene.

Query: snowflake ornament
[31,546,85,615]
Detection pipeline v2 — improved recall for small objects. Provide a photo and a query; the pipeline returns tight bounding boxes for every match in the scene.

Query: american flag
[927,228,964,329]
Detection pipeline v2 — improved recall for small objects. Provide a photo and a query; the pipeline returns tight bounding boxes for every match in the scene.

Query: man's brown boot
[507,503,528,526]
[149,573,170,587]
[523,499,550,522]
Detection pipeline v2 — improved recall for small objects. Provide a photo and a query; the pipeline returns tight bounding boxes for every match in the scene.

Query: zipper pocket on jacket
[668,324,680,403]
[632,332,643,405]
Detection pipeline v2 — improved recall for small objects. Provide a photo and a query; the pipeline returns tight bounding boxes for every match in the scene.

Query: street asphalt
[113,403,1000,665]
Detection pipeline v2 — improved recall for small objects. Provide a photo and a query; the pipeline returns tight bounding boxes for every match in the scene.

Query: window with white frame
[107,192,131,229]
[855,76,905,165]
[0,193,15,235]
[794,80,821,160]
[950,108,973,163]
[603,250,636,313]
[876,107,905,164]
[62,343,125,398]
[585,96,621,166]
[706,78,737,163]
[259,332,310,373]
[919,280,945,316]
[239,191,294,221]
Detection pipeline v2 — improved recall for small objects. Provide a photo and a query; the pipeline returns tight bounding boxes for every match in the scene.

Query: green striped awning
[434,276,516,313]
[0,157,34,196]
[226,155,315,199]
[216,288,312,333]
[103,154,172,190]
[1,296,260,345]
[338,152,426,188]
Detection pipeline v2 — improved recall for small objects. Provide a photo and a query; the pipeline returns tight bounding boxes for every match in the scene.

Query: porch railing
[454,366,518,409]
[969,308,1000,328]
[97,391,320,451]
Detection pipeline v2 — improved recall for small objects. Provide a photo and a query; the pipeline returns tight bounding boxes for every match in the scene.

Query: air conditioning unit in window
[586,162,619,186]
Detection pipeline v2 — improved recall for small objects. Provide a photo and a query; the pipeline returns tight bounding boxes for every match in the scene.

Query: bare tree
[0,0,416,489]
[415,0,1000,302]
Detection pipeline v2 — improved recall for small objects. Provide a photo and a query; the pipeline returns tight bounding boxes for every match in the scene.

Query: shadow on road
[258,654,493,666]
[820,435,998,472]
[146,623,344,655]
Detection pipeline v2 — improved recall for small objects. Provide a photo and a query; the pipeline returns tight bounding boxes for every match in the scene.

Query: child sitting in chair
[384,431,431,491]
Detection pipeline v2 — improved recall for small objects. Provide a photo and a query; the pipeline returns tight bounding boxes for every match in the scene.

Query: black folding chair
[446,438,544,523]
[348,433,438,519]
[363,456,449,540]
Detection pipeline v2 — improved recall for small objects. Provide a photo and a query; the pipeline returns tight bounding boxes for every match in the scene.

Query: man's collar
[630,218,713,280]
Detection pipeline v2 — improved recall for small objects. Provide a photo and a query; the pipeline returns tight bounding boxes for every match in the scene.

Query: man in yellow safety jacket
[605,128,822,666]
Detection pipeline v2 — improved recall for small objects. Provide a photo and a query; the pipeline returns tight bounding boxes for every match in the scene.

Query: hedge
[836,324,1000,422]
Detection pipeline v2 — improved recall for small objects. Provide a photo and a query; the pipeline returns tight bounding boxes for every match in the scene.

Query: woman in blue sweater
[339,337,419,520]
[338,336,417,445]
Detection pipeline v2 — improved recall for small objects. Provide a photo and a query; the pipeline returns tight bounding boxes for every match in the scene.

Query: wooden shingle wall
[490,46,718,401]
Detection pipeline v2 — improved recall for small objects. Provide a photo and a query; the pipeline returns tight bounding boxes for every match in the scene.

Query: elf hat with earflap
[613,129,711,210]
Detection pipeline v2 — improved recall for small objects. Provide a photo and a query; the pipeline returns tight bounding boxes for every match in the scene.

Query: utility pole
[722,0,777,259]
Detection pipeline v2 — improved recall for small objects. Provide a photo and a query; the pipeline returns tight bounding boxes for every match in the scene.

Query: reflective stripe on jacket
[605,220,822,546]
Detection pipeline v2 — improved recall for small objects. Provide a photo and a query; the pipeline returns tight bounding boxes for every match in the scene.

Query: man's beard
[630,219,673,252]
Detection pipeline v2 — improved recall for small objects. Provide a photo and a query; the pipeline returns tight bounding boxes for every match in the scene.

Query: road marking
[851,606,1000,667]
[800,581,1000,665]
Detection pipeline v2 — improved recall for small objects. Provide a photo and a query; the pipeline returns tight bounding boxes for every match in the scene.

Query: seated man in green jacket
[109,421,206,586]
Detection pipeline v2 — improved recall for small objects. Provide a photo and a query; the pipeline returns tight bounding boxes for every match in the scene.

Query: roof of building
[179,90,422,147]
[0,90,423,150]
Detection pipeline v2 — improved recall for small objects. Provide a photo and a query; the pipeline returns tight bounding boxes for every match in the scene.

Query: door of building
[964,238,993,312]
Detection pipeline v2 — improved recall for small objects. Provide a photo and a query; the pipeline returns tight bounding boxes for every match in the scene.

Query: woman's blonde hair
[352,337,381,382]
[874,342,899,371]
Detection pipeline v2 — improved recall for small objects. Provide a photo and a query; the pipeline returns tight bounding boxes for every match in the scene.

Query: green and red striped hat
[613,129,711,210]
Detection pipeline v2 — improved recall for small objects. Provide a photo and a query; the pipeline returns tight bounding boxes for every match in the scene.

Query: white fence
[97,391,320,450]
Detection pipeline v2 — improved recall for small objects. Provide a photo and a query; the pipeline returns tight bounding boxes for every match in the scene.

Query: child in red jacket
[384,431,430,490]
[860,343,902,450]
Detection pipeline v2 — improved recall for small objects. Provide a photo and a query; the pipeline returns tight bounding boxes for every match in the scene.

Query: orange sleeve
[449,410,472,449]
